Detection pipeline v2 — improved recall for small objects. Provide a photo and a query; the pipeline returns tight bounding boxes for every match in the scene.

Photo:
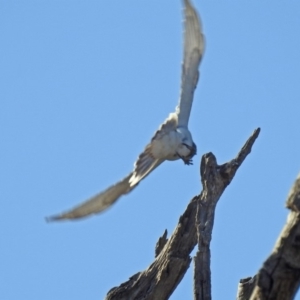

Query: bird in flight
[47,0,205,221]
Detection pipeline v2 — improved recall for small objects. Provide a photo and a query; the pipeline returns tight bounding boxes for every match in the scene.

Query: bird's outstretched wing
[46,115,176,221]
[46,173,135,221]
[47,159,163,222]
[129,147,164,186]
[177,0,205,127]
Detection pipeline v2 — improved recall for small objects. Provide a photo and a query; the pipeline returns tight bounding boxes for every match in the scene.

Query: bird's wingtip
[45,215,64,223]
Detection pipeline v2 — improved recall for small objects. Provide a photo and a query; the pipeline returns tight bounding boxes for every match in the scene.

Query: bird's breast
[151,130,181,160]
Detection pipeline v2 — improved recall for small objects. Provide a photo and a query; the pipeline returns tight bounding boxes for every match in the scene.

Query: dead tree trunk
[106,128,260,300]
[237,174,300,300]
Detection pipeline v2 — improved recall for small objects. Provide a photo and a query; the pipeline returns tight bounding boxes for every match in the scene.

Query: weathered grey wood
[105,128,260,300]
[193,128,260,300]
[247,173,300,300]
[155,229,168,258]
[236,276,256,300]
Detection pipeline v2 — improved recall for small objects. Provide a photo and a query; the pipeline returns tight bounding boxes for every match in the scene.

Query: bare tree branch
[241,173,300,300]
[193,128,260,300]
[105,128,260,300]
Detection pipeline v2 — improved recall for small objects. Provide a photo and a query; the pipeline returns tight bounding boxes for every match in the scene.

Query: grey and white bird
[47,0,205,221]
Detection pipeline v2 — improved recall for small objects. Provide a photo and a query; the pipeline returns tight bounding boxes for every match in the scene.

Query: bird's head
[176,127,197,165]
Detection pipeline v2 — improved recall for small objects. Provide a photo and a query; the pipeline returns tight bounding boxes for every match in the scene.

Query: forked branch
[106,128,260,300]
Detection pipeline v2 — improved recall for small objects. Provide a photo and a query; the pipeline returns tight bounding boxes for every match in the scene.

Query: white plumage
[47,0,205,221]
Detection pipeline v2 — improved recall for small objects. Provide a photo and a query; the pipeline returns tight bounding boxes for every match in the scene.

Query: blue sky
[1,0,300,299]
